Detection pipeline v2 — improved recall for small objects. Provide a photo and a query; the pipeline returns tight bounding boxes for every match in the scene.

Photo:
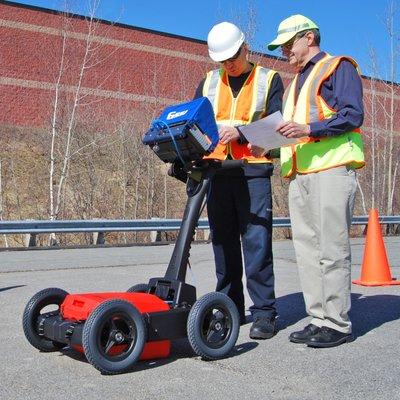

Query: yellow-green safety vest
[281,54,365,177]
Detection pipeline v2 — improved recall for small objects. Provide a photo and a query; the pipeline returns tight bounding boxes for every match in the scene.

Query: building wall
[0,0,399,133]
[0,1,292,131]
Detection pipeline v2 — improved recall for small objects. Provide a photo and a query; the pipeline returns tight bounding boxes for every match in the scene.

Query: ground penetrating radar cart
[23,97,243,374]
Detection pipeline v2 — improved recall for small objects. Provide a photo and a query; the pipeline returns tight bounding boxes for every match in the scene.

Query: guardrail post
[150,217,162,242]
[49,233,59,246]
[24,233,36,247]
[92,231,105,245]
[24,219,37,247]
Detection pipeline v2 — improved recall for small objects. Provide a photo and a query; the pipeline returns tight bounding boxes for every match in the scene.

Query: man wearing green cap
[265,15,365,347]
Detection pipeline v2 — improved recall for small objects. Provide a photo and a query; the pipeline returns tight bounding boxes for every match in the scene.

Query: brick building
[1,0,399,134]
[0,0,302,132]
[0,0,399,227]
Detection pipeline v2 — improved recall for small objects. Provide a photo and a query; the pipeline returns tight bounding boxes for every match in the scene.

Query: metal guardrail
[0,219,196,234]
[352,215,400,226]
[0,215,399,234]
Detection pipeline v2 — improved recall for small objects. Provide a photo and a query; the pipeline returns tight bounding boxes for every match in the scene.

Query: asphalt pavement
[1,237,399,400]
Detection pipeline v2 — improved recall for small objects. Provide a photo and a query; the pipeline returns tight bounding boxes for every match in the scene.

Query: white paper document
[239,111,299,151]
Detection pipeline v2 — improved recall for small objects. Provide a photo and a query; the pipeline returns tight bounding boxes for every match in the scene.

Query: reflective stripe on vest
[281,55,365,177]
[203,64,276,162]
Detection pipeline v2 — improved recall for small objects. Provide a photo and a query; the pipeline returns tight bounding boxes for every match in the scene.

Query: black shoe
[306,326,354,348]
[289,324,320,344]
[240,314,248,326]
[249,316,276,340]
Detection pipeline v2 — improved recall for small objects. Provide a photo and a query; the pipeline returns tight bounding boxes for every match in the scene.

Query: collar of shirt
[300,51,326,73]
[297,51,326,92]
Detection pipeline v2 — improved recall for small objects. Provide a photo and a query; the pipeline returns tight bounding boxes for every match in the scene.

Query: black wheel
[126,283,149,293]
[82,299,147,375]
[22,287,69,352]
[187,292,240,360]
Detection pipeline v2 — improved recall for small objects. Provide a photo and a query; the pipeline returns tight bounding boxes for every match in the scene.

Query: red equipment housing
[61,292,171,360]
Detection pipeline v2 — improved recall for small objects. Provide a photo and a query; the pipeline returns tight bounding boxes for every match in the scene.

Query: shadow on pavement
[0,284,26,293]
[351,292,400,337]
[272,291,400,338]
[57,337,258,375]
[171,337,258,360]
[275,292,307,330]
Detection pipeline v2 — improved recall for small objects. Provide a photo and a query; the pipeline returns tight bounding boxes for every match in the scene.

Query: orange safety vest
[281,54,365,177]
[202,64,277,162]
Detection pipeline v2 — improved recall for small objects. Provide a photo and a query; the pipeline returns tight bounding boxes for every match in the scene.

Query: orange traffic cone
[353,208,400,286]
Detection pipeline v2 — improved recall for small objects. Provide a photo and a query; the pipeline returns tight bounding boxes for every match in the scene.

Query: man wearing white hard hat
[194,22,284,340]
[266,15,365,347]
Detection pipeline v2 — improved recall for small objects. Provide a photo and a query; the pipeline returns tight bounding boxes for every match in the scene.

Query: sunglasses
[281,31,308,51]
[220,46,243,64]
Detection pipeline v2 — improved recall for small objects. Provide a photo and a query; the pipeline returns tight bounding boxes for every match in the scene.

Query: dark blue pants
[207,175,276,319]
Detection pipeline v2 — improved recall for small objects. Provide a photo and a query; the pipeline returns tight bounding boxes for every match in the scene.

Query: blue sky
[9,0,399,81]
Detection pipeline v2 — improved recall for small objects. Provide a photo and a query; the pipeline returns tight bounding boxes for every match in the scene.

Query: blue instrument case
[142,97,219,163]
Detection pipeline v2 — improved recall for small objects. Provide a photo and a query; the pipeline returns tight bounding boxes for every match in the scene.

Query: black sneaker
[249,316,276,340]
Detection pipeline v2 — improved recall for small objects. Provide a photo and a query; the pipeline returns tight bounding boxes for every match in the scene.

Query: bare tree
[48,1,121,224]
[382,1,399,216]
[362,0,400,220]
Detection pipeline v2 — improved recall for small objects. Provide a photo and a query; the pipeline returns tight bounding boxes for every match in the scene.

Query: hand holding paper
[277,120,311,138]
[240,111,302,152]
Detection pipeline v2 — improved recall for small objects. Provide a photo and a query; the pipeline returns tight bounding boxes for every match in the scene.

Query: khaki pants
[289,166,357,333]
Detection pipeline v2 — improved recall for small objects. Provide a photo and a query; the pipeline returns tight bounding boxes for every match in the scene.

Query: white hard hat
[207,22,245,62]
